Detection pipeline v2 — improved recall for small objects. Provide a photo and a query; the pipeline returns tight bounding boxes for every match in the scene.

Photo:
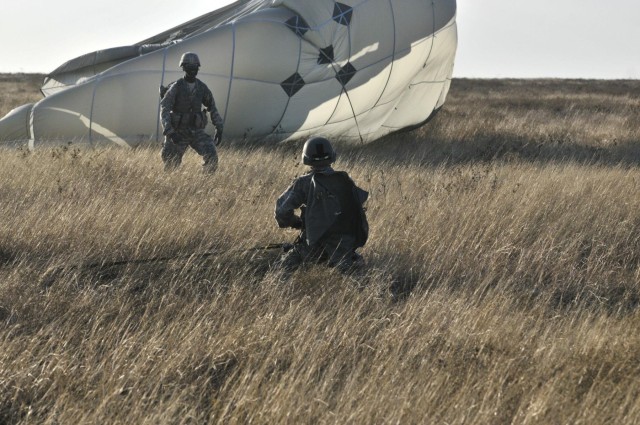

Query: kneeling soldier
[274,136,369,273]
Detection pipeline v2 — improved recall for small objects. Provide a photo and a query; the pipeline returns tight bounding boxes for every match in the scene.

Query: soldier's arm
[344,172,369,205]
[160,83,178,135]
[275,179,306,229]
[202,85,224,126]
[355,186,369,205]
[353,179,369,205]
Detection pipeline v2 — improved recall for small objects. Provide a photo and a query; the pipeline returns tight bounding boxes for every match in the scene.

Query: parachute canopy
[0,0,457,148]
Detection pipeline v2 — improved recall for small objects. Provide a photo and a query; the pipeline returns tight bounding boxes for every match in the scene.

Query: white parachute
[0,0,457,148]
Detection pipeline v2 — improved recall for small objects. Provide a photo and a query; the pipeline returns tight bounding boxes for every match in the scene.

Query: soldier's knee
[274,244,307,271]
[274,253,300,272]
[327,248,364,273]
[203,156,218,173]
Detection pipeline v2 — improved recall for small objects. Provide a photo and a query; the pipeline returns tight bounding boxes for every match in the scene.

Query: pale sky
[1,0,638,79]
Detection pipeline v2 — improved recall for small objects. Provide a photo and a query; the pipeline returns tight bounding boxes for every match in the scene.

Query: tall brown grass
[1,75,639,424]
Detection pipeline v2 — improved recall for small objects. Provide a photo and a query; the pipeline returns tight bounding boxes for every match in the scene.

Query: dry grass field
[1,74,639,424]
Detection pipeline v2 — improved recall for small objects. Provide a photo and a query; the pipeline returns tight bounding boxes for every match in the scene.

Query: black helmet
[179,52,201,67]
[302,136,336,167]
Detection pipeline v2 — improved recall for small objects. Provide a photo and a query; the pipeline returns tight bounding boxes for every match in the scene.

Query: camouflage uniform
[274,167,369,272]
[160,77,223,172]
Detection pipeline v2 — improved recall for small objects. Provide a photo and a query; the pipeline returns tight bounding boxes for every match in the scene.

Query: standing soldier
[160,52,224,173]
[274,136,369,273]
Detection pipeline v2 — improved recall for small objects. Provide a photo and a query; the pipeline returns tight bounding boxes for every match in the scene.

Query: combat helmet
[179,52,201,68]
[302,136,336,167]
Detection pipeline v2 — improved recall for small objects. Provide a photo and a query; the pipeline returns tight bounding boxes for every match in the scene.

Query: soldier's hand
[214,125,223,146]
[169,132,182,144]
[291,216,303,229]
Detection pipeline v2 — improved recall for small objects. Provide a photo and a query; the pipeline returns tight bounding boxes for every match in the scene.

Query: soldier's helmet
[302,136,336,167]
[179,52,201,68]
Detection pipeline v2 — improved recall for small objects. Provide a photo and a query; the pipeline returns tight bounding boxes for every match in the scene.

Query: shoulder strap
[159,80,179,99]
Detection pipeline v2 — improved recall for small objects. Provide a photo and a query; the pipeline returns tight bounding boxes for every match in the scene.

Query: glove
[291,216,303,229]
[168,132,182,144]
[214,124,223,146]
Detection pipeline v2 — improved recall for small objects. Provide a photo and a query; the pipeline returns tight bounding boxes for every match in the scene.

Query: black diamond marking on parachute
[336,62,357,86]
[281,72,306,97]
[285,16,310,37]
[333,2,353,26]
[318,45,335,64]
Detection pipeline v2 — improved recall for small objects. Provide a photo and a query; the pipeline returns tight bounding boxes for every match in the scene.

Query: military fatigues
[160,78,223,172]
[274,167,369,272]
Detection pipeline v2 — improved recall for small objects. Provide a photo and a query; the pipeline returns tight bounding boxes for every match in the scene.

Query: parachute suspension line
[86,50,100,145]
[342,86,364,143]
[424,1,437,69]
[405,1,438,92]
[222,21,237,126]
[155,48,169,143]
[406,7,456,88]
[28,106,36,150]
[92,51,98,76]
[42,243,289,279]
[372,0,397,110]
[269,27,304,139]
[320,16,342,128]
[339,17,364,143]
[88,75,101,147]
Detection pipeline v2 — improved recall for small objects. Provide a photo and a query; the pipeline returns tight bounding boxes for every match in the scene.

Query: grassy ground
[0,75,639,424]
[0,73,44,118]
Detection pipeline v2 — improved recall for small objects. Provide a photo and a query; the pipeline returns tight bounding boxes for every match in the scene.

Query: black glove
[214,125,223,146]
[168,132,182,144]
[291,216,303,229]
